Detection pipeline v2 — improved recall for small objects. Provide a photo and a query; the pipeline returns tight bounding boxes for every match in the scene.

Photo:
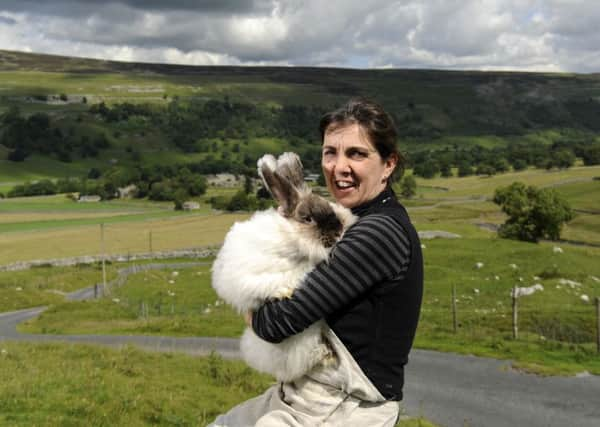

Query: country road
[1,306,599,427]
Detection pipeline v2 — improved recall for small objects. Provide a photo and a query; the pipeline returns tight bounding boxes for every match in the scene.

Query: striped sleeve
[252,214,411,343]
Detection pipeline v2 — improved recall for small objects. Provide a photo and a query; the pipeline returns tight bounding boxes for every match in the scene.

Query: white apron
[208,328,401,427]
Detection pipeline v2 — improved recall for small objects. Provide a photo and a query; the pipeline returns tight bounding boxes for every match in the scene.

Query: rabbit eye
[302,215,313,224]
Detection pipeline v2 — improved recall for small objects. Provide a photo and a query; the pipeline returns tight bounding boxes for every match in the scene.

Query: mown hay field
[0,212,248,265]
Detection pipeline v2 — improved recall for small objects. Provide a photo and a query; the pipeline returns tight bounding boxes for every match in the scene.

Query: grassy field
[414,165,600,199]
[407,166,600,245]
[19,263,245,338]
[18,230,600,375]
[0,342,273,426]
[0,263,120,312]
[0,191,247,265]
[0,212,248,265]
[2,166,598,266]
[3,164,600,380]
[0,155,95,183]
[0,341,435,426]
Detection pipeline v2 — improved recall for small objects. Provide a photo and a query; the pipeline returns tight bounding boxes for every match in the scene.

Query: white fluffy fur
[212,204,356,381]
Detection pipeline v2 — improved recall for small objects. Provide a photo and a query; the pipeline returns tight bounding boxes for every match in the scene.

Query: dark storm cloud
[1,0,600,72]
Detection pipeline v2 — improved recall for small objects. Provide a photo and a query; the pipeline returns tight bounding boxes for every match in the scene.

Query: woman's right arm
[252,214,411,343]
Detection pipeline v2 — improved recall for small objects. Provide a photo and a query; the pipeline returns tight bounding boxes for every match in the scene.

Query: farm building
[182,201,200,211]
[78,195,101,202]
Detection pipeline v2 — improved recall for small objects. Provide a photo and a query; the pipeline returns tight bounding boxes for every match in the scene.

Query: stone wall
[0,247,219,272]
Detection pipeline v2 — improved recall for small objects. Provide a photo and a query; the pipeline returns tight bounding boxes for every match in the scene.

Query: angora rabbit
[211,152,356,382]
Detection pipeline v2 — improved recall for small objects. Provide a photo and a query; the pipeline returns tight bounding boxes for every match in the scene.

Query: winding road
[2,305,599,427]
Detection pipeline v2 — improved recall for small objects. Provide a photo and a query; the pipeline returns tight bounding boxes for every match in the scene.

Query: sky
[0,0,599,73]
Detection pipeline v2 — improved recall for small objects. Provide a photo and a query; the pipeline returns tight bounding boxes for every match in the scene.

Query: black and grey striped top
[252,212,411,343]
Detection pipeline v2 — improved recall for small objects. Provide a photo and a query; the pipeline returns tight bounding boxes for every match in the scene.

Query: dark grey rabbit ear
[275,152,307,191]
[258,154,299,217]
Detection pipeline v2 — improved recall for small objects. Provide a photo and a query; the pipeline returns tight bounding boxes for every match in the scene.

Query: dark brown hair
[319,97,405,180]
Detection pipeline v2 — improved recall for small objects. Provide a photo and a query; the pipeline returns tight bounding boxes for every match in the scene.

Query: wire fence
[419,284,600,352]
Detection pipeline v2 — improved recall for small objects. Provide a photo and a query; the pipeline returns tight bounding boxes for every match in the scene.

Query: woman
[210,98,423,426]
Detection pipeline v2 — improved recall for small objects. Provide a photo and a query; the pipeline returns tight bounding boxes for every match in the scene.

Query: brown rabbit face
[294,194,344,248]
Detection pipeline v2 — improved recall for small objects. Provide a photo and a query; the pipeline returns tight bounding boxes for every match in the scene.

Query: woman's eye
[349,150,368,159]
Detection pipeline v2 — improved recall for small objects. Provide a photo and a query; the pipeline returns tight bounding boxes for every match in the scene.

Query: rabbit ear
[257,154,277,193]
[275,152,307,191]
[258,157,299,217]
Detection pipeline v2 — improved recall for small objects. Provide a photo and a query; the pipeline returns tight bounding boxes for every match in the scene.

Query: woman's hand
[244,311,253,327]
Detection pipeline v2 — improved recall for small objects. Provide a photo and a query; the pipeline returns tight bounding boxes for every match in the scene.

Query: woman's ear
[383,153,398,181]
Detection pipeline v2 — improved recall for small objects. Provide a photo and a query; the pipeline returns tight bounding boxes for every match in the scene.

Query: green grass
[0,210,202,233]
[19,263,245,338]
[0,194,172,211]
[0,264,120,312]
[18,236,600,375]
[415,236,600,374]
[0,194,212,233]
[0,342,273,426]
[418,165,600,199]
[0,155,92,183]
[554,180,600,213]
[0,341,436,426]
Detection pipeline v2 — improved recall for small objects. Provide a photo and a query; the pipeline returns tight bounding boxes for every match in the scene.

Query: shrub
[493,182,573,242]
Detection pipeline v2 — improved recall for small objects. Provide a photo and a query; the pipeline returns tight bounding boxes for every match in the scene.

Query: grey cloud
[1,0,600,72]
[0,15,17,25]
[0,0,272,18]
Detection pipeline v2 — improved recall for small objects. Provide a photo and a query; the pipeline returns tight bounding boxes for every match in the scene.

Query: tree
[582,145,600,166]
[413,160,439,179]
[439,162,453,177]
[491,157,510,173]
[493,182,573,242]
[476,164,496,176]
[317,172,326,187]
[7,146,27,162]
[511,158,527,171]
[400,175,417,198]
[243,173,254,194]
[457,161,474,177]
[173,189,188,210]
[549,150,576,169]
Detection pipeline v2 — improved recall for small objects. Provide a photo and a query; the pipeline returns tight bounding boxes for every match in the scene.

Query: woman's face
[321,123,397,208]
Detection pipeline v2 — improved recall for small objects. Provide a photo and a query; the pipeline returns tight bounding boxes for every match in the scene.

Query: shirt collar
[350,187,395,217]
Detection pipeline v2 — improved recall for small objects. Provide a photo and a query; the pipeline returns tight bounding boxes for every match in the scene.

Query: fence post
[149,230,153,253]
[452,284,458,333]
[512,286,519,340]
[596,297,600,354]
[100,223,107,295]
[94,283,98,299]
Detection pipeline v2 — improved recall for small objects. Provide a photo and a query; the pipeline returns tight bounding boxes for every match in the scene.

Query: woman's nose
[334,155,351,173]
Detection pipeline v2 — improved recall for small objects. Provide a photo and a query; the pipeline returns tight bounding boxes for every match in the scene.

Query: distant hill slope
[1,49,599,186]
[2,49,600,136]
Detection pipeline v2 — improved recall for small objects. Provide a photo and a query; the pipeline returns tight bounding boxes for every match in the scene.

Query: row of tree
[0,106,111,162]
[6,164,208,205]
[409,140,600,179]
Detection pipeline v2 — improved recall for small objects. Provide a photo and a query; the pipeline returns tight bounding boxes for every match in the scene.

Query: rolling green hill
[1,49,600,188]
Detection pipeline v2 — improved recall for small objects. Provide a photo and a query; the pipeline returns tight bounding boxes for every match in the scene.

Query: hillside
[1,49,600,188]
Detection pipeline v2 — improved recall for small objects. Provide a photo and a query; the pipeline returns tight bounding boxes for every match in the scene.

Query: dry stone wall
[0,247,219,272]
